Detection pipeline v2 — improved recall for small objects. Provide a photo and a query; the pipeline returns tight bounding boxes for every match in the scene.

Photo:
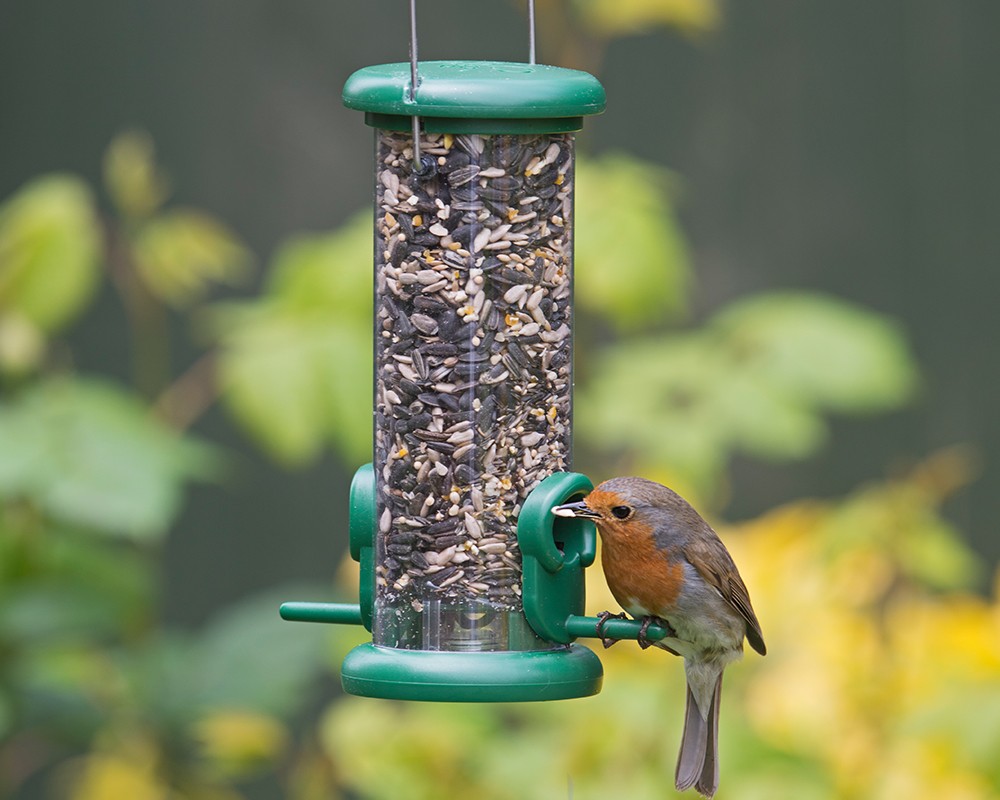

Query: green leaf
[821,477,981,590]
[102,130,170,219]
[577,332,820,482]
[192,586,331,717]
[0,584,129,642]
[711,292,919,413]
[575,154,691,330]
[122,586,331,731]
[712,370,827,460]
[0,532,154,642]
[219,314,371,465]
[10,642,110,742]
[0,174,101,332]
[900,514,982,590]
[265,212,372,321]
[576,289,917,489]
[0,379,216,538]
[215,217,373,465]
[132,209,251,307]
[576,336,728,486]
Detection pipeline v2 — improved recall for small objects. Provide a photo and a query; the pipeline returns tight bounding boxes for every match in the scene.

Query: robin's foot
[637,615,675,649]
[595,610,628,648]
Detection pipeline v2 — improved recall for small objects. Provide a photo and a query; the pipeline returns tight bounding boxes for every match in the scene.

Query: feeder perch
[281,47,671,702]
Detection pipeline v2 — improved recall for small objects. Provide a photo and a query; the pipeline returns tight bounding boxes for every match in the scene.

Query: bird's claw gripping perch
[636,615,674,649]
[594,610,628,649]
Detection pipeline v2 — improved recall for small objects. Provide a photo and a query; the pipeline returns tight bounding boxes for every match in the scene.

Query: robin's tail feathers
[675,674,722,798]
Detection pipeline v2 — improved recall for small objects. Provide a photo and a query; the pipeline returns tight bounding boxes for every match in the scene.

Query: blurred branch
[103,218,171,400]
[153,349,218,432]
[535,0,609,75]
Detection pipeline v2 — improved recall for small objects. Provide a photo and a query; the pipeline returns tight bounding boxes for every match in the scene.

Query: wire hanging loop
[407,0,539,172]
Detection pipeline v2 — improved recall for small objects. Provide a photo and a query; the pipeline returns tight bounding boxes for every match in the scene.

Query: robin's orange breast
[599,521,684,617]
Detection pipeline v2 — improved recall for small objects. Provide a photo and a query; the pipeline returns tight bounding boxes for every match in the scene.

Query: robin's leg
[636,615,676,650]
[595,610,628,649]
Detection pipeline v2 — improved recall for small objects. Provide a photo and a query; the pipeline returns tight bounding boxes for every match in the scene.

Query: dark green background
[2,0,997,625]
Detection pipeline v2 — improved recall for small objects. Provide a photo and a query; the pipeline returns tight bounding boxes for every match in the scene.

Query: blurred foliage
[103,130,171,221]
[0,2,989,798]
[321,450,1000,800]
[105,131,250,311]
[0,175,100,375]
[571,0,720,38]
[131,210,251,309]
[575,154,691,329]
[213,215,373,466]
[578,291,918,492]
[0,135,335,799]
[0,379,214,538]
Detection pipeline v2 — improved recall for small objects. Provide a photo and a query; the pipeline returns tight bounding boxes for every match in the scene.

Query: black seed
[398,379,422,398]
[489,175,522,192]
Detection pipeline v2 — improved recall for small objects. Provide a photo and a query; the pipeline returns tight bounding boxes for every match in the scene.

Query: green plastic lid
[343,61,606,134]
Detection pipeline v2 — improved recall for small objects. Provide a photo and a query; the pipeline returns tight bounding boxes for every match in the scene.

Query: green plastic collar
[341,644,602,702]
[343,61,606,134]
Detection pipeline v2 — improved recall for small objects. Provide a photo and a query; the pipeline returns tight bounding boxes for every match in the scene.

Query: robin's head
[552,477,697,545]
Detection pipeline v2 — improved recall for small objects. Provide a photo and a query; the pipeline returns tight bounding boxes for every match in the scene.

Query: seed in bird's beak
[551,500,601,519]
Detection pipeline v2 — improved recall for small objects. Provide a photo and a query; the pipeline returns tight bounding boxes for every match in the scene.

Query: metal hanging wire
[407,0,539,170]
[528,0,536,64]
[408,0,423,171]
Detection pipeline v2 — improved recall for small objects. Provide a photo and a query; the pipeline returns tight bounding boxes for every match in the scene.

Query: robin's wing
[682,534,767,656]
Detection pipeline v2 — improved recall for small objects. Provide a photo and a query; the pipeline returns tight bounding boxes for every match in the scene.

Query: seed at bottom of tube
[436,569,465,588]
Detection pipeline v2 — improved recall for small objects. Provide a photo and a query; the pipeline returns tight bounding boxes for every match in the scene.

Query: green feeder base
[341,643,603,702]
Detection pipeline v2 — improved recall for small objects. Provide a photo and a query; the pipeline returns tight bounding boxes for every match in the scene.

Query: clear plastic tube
[373,129,574,651]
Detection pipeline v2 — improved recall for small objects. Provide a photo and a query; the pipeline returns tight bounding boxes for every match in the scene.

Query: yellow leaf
[193,709,289,775]
[574,0,720,37]
[0,175,101,331]
[132,210,251,307]
[0,311,44,373]
[68,753,167,800]
[103,130,170,219]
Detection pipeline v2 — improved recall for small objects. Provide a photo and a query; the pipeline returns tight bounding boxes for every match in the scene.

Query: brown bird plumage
[554,477,765,798]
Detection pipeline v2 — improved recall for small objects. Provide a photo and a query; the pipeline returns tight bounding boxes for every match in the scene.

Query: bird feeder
[281,34,671,703]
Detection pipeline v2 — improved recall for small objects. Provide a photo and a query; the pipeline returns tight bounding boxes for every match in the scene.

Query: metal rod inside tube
[411,115,421,167]
[409,0,421,167]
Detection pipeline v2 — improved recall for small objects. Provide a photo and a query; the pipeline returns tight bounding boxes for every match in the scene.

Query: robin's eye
[611,505,632,520]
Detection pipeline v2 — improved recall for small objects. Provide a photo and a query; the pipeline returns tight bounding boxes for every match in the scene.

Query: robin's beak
[551,500,601,520]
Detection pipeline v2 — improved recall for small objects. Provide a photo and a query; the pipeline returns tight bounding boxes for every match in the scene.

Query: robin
[553,477,766,798]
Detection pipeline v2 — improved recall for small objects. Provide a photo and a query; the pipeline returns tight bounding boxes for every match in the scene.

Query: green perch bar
[280,602,363,626]
[280,601,669,645]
